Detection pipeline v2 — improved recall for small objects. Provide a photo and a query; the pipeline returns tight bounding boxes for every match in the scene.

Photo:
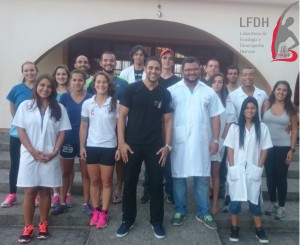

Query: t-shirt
[120,81,173,145]
[81,96,119,148]
[60,92,93,144]
[6,83,33,138]
[134,69,144,82]
[158,74,181,89]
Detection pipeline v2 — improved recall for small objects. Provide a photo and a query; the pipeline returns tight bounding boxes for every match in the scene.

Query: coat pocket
[248,165,263,182]
[228,165,240,181]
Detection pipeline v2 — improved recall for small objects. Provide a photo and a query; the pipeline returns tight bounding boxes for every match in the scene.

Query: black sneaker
[141,195,150,204]
[256,227,269,243]
[116,221,134,238]
[229,226,239,242]
[151,224,165,239]
[171,213,186,226]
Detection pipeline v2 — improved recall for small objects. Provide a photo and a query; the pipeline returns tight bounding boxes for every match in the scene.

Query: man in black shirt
[116,56,173,239]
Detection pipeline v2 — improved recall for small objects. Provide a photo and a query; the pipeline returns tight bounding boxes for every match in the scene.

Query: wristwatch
[165,144,173,151]
[213,139,219,144]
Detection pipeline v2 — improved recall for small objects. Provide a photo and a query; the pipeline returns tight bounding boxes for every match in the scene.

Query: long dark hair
[52,64,70,88]
[238,97,261,148]
[92,71,117,112]
[268,80,296,115]
[209,73,228,107]
[30,74,62,122]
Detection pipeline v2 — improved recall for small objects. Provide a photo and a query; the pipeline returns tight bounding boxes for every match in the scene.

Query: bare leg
[38,187,51,222]
[231,214,239,227]
[87,164,101,209]
[253,215,263,228]
[100,165,114,211]
[80,159,90,204]
[211,161,221,215]
[23,187,38,226]
[60,158,74,203]
[114,162,124,202]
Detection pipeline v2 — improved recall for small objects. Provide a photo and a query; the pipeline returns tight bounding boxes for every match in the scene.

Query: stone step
[0,193,297,233]
[0,168,298,202]
[0,150,298,178]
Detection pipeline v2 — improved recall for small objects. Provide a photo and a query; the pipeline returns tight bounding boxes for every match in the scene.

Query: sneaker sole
[151,225,165,239]
[172,216,186,226]
[195,215,217,230]
[18,238,32,243]
[37,235,49,240]
[1,200,17,208]
[256,235,269,243]
[116,224,134,238]
[229,237,239,242]
[97,222,108,229]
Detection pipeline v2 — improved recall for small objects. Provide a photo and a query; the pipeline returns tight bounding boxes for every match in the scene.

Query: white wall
[0,0,298,128]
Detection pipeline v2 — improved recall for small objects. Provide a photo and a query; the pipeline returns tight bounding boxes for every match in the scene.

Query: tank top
[262,109,291,146]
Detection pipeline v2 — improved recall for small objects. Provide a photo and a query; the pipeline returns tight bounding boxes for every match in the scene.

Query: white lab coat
[223,123,272,204]
[226,86,268,123]
[119,65,146,84]
[12,100,71,187]
[168,80,225,177]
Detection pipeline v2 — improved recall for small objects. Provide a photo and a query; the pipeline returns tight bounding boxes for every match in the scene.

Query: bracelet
[213,139,219,144]
[290,148,296,153]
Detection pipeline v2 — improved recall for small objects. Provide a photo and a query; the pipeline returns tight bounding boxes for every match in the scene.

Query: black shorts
[86,146,116,166]
[60,144,80,159]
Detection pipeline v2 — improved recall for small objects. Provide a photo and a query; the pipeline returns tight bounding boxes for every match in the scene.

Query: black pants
[9,136,21,194]
[122,144,164,225]
[264,146,290,207]
[143,154,173,198]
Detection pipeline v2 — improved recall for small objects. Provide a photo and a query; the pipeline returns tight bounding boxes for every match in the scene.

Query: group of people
[1,44,297,244]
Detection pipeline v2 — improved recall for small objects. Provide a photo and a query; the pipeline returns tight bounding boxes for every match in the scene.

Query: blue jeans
[229,200,262,216]
[173,177,210,217]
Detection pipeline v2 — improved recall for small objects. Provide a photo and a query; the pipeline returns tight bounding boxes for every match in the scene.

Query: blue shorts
[60,144,80,159]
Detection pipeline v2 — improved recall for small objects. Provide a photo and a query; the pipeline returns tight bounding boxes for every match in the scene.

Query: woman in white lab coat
[224,97,272,243]
[13,74,71,243]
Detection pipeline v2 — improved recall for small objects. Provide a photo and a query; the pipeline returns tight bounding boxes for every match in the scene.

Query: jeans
[9,136,21,194]
[173,176,210,217]
[122,144,164,225]
[229,199,262,216]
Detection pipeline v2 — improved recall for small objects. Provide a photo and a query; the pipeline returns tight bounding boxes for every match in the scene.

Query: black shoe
[229,226,239,242]
[116,221,134,238]
[151,224,165,239]
[256,227,269,243]
[141,195,150,204]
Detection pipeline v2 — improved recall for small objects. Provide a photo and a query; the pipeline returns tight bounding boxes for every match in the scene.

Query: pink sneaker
[35,195,40,207]
[51,195,60,208]
[90,209,100,226]
[66,194,72,208]
[1,193,17,208]
[97,211,108,229]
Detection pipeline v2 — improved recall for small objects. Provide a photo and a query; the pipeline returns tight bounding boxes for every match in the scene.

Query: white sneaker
[264,203,278,216]
[275,206,285,220]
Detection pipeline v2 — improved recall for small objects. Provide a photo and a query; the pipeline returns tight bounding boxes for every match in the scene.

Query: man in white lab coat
[168,57,224,229]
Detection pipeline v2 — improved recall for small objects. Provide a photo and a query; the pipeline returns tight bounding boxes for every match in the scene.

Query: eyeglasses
[183,68,200,73]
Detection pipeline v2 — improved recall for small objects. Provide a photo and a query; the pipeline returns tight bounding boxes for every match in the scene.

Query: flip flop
[112,194,122,204]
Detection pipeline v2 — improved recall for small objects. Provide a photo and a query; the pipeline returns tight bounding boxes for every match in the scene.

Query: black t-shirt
[158,74,181,89]
[134,69,143,82]
[120,81,173,145]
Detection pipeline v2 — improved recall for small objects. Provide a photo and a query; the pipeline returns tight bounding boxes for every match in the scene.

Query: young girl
[12,74,71,243]
[1,61,38,208]
[224,97,272,243]
[262,81,297,220]
[50,65,71,208]
[209,73,228,215]
[51,69,93,215]
[79,71,119,229]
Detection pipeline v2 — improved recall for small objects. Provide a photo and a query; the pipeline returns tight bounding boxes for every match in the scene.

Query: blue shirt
[7,83,33,138]
[59,92,93,144]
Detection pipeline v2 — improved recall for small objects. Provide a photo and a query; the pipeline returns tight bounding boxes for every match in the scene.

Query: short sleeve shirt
[121,81,173,145]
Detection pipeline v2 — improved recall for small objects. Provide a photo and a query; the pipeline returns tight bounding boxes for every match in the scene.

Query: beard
[184,77,198,83]
[103,68,114,74]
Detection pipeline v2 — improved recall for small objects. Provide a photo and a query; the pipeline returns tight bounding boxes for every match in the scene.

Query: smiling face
[22,63,38,83]
[182,62,201,84]
[144,60,161,83]
[100,53,116,74]
[94,74,109,95]
[55,68,69,86]
[211,75,224,94]
[274,83,288,102]
[37,78,53,100]
[74,55,90,73]
[70,72,85,92]
[241,68,255,87]
[243,102,257,121]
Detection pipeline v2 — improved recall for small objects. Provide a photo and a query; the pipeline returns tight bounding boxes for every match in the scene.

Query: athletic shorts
[60,144,80,159]
[86,146,116,166]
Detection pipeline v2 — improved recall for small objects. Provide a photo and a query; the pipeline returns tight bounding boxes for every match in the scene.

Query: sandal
[112,194,122,204]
